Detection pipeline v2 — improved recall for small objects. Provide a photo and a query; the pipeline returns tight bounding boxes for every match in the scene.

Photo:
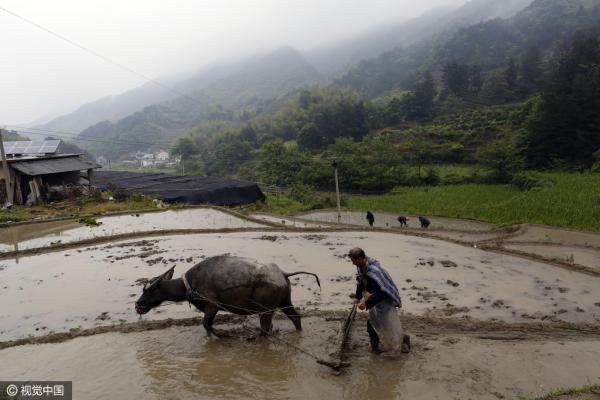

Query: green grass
[518,383,600,399]
[346,172,600,231]
[0,193,160,223]
[239,195,309,215]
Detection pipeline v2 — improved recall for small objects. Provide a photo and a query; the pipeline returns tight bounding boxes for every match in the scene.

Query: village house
[0,140,100,205]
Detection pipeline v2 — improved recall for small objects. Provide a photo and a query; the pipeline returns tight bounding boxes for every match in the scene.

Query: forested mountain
[163,0,600,192]
[77,47,323,159]
[35,46,323,137]
[36,0,532,139]
[337,0,600,98]
[306,0,532,78]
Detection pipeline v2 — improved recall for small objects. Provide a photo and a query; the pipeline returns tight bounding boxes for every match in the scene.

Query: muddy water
[298,210,496,231]
[0,209,266,252]
[421,230,508,243]
[503,243,600,270]
[249,213,333,228]
[510,225,600,248]
[1,319,599,400]
[2,231,600,340]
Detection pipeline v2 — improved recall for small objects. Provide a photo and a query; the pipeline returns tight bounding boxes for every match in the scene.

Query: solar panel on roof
[2,140,61,155]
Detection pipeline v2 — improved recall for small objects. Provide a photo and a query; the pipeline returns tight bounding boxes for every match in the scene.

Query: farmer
[397,215,409,227]
[419,216,431,229]
[349,247,410,354]
[366,211,375,227]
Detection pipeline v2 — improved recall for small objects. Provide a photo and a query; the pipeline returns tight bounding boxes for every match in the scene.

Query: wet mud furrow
[2,312,598,350]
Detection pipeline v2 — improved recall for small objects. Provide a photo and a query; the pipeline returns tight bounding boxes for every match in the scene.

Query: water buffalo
[135,254,320,336]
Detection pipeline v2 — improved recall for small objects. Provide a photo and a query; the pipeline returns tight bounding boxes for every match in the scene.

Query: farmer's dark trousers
[367,319,380,350]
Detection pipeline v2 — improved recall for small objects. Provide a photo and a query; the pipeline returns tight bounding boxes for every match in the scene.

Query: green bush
[511,172,543,191]
[421,167,441,186]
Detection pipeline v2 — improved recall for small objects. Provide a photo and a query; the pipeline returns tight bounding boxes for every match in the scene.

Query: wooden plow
[317,304,357,372]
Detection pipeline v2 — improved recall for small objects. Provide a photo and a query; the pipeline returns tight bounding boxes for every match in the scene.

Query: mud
[2,210,600,399]
[508,225,600,248]
[1,315,599,400]
[250,213,334,228]
[0,209,266,252]
[294,213,600,272]
[2,231,600,341]
[503,243,600,269]
[297,210,497,231]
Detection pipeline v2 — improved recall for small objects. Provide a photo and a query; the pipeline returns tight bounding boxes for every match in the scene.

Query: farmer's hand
[357,300,366,310]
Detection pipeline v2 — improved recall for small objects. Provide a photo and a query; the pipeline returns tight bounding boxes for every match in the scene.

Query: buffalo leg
[202,304,219,336]
[259,311,274,335]
[281,305,302,331]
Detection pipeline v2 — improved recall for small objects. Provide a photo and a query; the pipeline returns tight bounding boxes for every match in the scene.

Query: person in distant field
[397,216,409,228]
[419,216,431,229]
[366,211,375,227]
[349,247,410,354]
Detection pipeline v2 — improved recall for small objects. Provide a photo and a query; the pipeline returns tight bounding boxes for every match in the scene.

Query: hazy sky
[0,0,463,125]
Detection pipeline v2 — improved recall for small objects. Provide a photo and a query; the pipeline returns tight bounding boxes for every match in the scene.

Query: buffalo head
[135,266,175,314]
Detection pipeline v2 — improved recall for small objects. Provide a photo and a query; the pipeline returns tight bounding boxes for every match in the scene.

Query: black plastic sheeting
[93,171,265,206]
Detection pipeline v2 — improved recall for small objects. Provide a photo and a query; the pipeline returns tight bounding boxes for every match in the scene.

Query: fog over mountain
[2,0,469,127]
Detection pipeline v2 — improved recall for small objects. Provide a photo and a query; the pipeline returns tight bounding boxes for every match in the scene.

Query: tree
[505,58,518,90]
[405,139,434,180]
[298,123,324,150]
[526,31,600,169]
[477,138,523,183]
[469,65,484,94]
[443,62,470,96]
[408,71,437,119]
[517,47,543,96]
[171,137,199,160]
[481,70,511,103]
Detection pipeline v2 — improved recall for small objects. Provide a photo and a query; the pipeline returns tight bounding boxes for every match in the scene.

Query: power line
[0,5,204,106]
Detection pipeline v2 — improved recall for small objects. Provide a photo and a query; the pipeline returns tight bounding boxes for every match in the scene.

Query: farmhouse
[0,140,100,205]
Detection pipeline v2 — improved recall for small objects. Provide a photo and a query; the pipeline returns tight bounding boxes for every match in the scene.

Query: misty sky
[0,0,464,126]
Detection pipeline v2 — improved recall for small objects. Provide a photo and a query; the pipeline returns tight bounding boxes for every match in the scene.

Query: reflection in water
[136,327,296,400]
[134,324,402,400]
[2,325,600,400]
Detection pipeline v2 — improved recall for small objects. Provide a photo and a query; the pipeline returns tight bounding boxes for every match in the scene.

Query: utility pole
[182,158,185,176]
[0,128,14,205]
[332,160,341,223]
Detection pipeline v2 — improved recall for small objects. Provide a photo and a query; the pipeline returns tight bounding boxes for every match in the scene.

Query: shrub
[511,172,543,191]
[421,167,440,186]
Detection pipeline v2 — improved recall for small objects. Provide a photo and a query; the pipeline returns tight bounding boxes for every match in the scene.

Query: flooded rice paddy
[1,209,600,399]
[297,210,497,231]
[249,213,333,228]
[2,319,599,400]
[2,231,600,340]
[0,208,264,252]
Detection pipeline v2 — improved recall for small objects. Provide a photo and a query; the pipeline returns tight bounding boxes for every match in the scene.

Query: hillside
[336,0,600,98]
[35,0,533,138]
[77,47,323,159]
[306,0,533,78]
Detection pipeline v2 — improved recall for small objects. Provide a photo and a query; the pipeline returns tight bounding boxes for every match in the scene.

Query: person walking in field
[366,211,375,227]
[348,247,410,354]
